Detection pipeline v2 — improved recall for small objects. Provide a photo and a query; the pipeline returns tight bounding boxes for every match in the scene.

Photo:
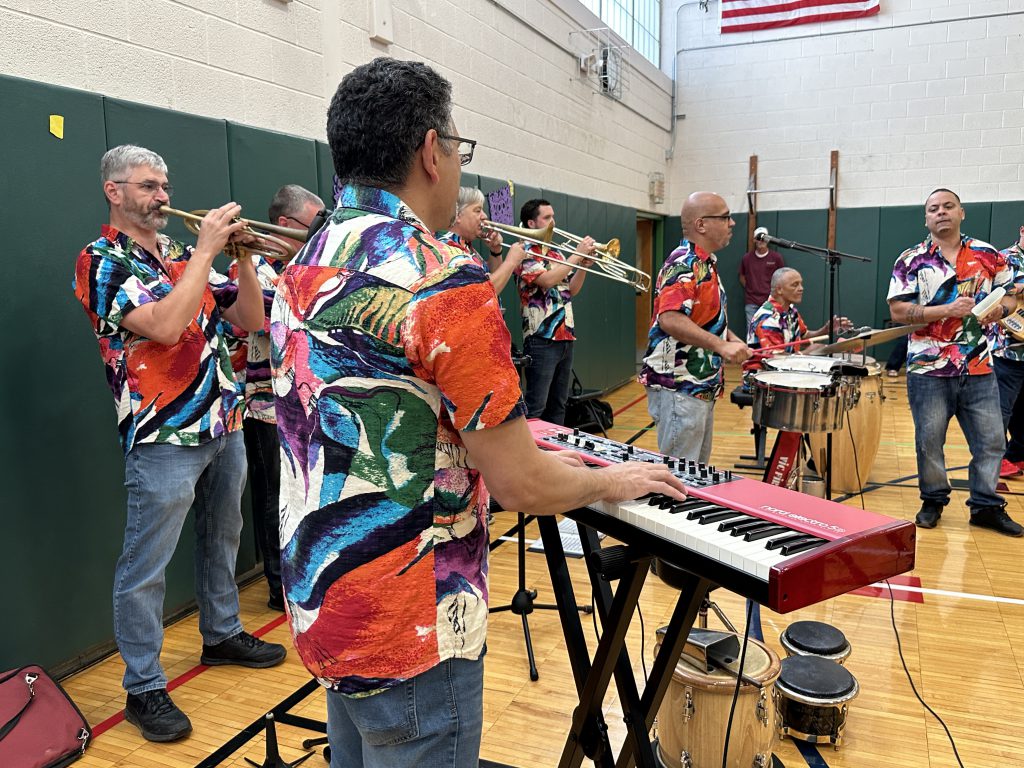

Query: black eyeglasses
[284,215,313,229]
[437,133,477,166]
[700,212,732,221]
[113,180,173,195]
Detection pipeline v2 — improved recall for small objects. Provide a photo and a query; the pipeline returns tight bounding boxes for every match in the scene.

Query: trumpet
[483,220,650,292]
[159,206,307,261]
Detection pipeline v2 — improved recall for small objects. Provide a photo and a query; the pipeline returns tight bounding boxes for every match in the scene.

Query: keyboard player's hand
[597,461,688,504]
[552,450,587,467]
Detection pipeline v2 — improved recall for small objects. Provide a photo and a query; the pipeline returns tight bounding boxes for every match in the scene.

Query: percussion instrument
[655,632,780,768]
[817,324,924,355]
[775,655,859,749]
[808,356,884,493]
[749,371,846,433]
[779,621,851,665]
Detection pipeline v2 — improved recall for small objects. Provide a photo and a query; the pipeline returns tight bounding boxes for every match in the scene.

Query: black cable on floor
[721,600,754,768]
[887,580,965,768]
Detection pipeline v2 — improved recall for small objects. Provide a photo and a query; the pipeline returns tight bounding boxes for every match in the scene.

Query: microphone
[753,227,796,249]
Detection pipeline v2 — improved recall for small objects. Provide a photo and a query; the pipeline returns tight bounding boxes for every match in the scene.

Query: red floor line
[613,393,647,417]
[89,613,289,739]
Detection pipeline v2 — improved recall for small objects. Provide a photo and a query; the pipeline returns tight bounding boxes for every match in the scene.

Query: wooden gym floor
[61,366,1024,768]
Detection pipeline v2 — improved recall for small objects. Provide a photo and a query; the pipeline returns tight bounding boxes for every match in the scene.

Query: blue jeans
[242,418,282,598]
[326,656,484,768]
[523,336,574,425]
[646,387,716,463]
[906,372,1005,510]
[744,303,759,333]
[993,356,1024,463]
[114,431,246,694]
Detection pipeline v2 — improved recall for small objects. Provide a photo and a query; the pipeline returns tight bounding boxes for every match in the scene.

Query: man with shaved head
[639,192,752,462]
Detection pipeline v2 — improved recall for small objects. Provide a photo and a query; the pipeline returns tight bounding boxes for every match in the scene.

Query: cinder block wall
[0,0,673,213]
[663,0,1024,213]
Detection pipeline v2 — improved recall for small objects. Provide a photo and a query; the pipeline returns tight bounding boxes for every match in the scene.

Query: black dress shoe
[267,592,285,612]
[915,504,942,529]
[201,631,287,668]
[124,689,192,742]
[969,507,1024,537]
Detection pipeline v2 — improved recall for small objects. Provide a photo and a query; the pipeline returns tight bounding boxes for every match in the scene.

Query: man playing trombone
[72,145,287,743]
[443,186,526,293]
[514,198,598,424]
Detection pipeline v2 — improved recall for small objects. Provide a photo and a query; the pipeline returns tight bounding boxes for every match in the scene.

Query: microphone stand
[760,235,871,499]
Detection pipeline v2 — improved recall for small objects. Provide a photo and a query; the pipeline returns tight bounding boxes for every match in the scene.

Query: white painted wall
[662,0,1024,213]
[0,0,673,212]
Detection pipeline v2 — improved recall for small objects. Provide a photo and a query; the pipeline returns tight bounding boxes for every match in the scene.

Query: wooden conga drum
[808,358,883,493]
[655,633,780,768]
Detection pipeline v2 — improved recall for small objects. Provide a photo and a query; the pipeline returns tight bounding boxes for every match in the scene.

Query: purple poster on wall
[486,183,514,226]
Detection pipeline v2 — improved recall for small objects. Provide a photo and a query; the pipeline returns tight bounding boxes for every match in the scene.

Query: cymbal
[818,324,925,354]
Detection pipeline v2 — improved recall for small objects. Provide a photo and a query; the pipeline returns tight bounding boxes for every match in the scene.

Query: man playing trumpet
[514,198,598,425]
[72,145,287,743]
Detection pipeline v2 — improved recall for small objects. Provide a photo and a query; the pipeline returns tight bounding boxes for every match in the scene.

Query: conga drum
[808,357,883,493]
[655,633,780,768]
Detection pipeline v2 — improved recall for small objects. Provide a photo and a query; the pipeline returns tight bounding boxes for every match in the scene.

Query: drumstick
[751,334,829,356]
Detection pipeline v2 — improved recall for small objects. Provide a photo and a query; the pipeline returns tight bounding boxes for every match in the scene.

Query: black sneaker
[201,631,287,668]
[970,507,1024,537]
[915,504,942,529]
[267,592,285,612]
[124,689,192,742]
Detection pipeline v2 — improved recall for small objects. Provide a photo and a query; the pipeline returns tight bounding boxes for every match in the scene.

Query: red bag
[0,666,91,768]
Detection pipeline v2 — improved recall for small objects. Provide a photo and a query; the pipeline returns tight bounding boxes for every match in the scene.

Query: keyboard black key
[743,524,791,541]
[781,538,828,556]
[718,515,756,531]
[686,504,723,520]
[765,533,819,551]
[696,510,745,525]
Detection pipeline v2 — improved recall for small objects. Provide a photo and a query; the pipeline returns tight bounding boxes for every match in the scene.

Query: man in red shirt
[739,238,785,330]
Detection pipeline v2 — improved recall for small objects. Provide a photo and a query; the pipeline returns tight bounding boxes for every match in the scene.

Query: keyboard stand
[537,514,712,768]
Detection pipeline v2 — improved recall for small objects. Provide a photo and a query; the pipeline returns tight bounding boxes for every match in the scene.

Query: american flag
[720,0,880,34]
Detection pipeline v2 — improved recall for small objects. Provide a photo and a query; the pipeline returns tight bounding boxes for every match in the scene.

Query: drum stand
[698,591,738,634]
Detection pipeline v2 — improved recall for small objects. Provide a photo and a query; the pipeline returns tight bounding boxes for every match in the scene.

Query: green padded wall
[315,141,335,204]
[227,123,319,220]
[0,75,116,671]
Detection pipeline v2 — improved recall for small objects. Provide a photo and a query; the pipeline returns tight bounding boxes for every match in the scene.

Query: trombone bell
[483,221,649,292]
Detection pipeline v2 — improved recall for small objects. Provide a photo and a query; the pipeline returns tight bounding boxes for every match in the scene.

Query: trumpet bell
[159,206,306,261]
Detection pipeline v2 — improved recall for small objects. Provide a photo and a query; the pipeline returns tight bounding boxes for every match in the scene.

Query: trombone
[159,206,307,261]
[483,220,650,292]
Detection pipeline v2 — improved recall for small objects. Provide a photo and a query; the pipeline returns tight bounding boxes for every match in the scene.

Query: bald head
[681,191,734,253]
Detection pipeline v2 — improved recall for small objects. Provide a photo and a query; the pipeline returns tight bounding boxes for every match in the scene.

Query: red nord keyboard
[530,420,916,613]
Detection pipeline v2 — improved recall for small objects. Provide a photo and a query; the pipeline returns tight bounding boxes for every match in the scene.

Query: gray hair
[100,144,167,184]
[770,267,799,294]
[456,186,485,217]
[268,184,324,222]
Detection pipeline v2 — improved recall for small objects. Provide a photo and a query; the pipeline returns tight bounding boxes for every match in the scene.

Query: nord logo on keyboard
[759,505,847,535]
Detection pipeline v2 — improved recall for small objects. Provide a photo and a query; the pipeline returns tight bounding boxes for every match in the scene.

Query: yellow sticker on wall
[49,115,64,139]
